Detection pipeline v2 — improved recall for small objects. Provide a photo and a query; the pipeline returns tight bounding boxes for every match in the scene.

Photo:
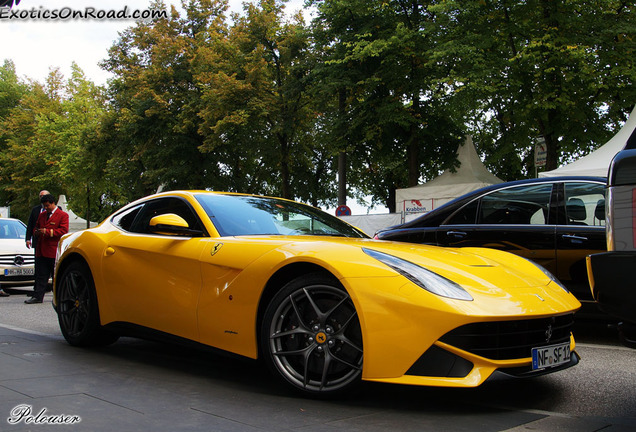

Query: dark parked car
[376,177,607,307]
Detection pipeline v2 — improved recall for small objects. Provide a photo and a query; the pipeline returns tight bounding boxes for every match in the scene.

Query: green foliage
[429,0,636,175]
[309,0,466,210]
[0,63,121,223]
[0,68,65,221]
[195,0,321,200]
[0,60,29,212]
[101,0,220,195]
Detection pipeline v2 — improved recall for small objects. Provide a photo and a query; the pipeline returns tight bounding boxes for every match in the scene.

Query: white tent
[539,106,636,178]
[57,195,98,233]
[395,135,503,213]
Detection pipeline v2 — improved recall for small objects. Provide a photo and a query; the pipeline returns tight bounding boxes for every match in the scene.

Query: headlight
[532,261,569,293]
[363,248,473,301]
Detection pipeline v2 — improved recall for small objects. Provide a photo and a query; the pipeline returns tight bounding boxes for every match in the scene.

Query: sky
[1,0,387,215]
[1,0,309,85]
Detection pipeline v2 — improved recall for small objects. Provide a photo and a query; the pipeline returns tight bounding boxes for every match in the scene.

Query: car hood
[259,235,579,316]
[358,240,550,289]
[0,239,32,255]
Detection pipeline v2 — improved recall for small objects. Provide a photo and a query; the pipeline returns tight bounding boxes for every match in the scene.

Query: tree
[430,0,636,177]
[0,68,66,221]
[0,60,29,211]
[0,63,117,223]
[308,0,464,211]
[102,0,229,197]
[45,65,117,224]
[195,0,321,201]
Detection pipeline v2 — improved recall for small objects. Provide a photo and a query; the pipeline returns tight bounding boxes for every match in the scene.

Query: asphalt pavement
[1,289,635,432]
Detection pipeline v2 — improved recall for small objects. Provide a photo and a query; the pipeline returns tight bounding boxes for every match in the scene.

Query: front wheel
[261,273,363,395]
[56,261,119,347]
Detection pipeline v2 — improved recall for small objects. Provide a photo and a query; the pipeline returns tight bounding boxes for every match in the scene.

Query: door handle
[562,234,588,242]
[446,230,467,238]
[104,247,115,256]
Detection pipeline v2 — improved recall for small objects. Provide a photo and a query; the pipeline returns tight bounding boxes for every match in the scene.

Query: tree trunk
[338,88,348,206]
[338,151,347,206]
[85,184,91,229]
[407,90,421,187]
[387,186,396,213]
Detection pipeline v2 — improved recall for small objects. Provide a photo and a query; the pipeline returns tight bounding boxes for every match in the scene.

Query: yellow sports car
[53,191,581,395]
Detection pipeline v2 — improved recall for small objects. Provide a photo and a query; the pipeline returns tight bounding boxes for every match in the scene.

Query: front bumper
[365,323,578,388]
[0,272,35,287]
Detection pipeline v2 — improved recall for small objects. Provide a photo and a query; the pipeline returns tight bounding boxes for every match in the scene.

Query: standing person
[25,189,50,251]
[26,194,69,304]
[1,189,50,298]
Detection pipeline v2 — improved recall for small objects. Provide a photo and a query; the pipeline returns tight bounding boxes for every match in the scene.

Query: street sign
[335,205,351,216]
[535,139,547,167]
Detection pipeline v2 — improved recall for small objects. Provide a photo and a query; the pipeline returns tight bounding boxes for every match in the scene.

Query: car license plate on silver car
[4,268,34,276]
[532,342,571,370]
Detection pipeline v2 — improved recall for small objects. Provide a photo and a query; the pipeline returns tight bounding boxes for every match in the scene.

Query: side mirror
[149,214,203,237]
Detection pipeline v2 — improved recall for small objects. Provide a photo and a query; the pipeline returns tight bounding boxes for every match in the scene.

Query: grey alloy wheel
[262,273,363,395]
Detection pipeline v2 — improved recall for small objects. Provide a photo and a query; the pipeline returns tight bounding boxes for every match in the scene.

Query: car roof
[386,176,606,231]
[126,190,303,206]
[0,217,25,223]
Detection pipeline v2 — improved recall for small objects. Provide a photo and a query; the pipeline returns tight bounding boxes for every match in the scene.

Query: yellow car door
[101,197,207,341]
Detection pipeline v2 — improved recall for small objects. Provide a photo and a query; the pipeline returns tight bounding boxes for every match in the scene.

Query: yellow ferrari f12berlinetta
[53,191,580,396]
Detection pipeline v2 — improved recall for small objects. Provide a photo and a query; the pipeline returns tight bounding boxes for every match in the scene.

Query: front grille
[439,314,574,360]
[0,253,35,267]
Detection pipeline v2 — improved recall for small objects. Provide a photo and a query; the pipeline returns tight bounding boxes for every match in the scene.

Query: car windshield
[195,194,368,238]
[0,219,26,240]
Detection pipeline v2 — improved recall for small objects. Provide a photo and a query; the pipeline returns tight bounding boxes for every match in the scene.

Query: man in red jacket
[26,194,69,304]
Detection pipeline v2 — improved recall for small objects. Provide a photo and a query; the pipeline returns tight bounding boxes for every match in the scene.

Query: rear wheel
[56,261,119,347]
[261,273,363,395]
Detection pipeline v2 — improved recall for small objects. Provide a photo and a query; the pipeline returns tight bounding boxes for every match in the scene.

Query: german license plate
[532,342,571,370]
[4,268,34,276]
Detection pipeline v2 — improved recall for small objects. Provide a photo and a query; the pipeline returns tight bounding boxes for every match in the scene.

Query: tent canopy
[395,136,503,212]
[539,106,636,178]
[57,195,97,232]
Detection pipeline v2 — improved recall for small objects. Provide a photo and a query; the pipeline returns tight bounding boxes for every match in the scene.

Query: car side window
[477,184,553,225]
[564,182,606,226]
[128,198,205,236]
[446,200,479,225]
[112,204,143,231]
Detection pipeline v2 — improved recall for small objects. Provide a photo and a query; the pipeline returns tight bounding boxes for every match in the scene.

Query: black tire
[56,261,119,347]
[261,273,363,395]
